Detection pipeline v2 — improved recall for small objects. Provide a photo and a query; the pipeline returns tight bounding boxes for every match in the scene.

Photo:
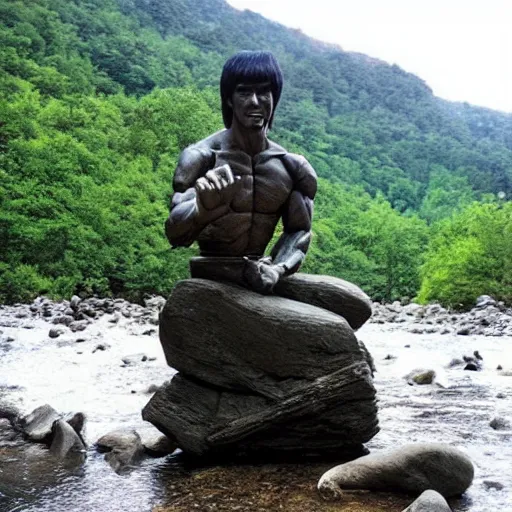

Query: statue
[143,51,378,458]
[165,51,315,294]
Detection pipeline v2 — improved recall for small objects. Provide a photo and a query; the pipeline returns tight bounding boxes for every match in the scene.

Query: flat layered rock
[159,279,365,399]
[143,362,378,457]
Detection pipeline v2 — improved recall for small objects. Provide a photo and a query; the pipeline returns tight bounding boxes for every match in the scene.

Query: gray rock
[49,419,86,458]
[64,412,86,441]
[318,443,474,499]
[143,365,377,457]
[93,343,110,353]
[49,327,66,339]
[69,321,88,332]
[405,369,436,385]
[142,434,177,457]
[70,295,81,310]
[21,404,61,442]
[121,353,148,366]
[273,273,372,330]
[489,416,511,430]
[402,490,451,512]
[159,279,371,399]
[476,295,497,308]
[483,480,504,491]
[96,430,144,473]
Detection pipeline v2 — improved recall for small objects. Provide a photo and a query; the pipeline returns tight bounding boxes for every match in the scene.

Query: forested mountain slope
[1,0,511,307]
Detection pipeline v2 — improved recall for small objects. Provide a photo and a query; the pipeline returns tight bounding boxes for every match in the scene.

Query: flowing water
[0,308,511,512]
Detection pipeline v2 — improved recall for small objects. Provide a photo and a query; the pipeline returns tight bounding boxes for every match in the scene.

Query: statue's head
[220,51,283,130]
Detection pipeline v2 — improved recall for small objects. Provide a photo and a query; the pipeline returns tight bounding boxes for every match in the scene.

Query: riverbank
[1,296,511,511]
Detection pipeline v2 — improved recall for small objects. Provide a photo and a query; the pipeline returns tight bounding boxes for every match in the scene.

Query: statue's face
[230,82,273,130]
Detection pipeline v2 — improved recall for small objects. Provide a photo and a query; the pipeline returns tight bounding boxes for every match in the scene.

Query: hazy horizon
[227,0,512,114]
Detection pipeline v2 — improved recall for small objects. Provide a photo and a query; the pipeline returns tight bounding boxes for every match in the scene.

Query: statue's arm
[165,146,231,247]
[243,155,316,294]
[271,155,317,275]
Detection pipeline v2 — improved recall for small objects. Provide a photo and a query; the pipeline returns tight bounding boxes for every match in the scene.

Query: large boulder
[145,276,378,458]
[159,279,366,399]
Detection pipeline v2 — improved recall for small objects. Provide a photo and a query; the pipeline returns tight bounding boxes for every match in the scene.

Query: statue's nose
[248,92,259,106]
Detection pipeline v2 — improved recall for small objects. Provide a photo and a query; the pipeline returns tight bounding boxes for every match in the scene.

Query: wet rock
[402,490,451,512]
[69,320,88,332]
[464,362,480,371]
[457,327,471,336]
[405,369,436,385]
[489,416,511,430]
[64,412,86,442]
[0,417,24,448]
[96,430,144,473]
[142,434,177,457]
[49,327,66,339]
[93,343,110,353]
[483,480,504,491]
[121,353,148,366]
[318,443,474,499]
[142,328,157,336]
[49,419,86,458]
[21,404,61,442]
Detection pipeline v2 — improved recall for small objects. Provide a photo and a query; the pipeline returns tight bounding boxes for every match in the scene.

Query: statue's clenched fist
[195,164,242,211]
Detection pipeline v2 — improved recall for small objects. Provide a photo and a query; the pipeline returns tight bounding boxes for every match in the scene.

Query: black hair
[220,51,283,129]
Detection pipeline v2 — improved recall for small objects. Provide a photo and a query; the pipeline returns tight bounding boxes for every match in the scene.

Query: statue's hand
[195,164,241,211]
[243,257,286,295]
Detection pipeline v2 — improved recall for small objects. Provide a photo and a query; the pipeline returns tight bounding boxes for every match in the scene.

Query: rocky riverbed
[1,296,511,512]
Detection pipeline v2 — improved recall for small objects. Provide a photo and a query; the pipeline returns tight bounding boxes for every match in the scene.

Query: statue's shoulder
[174,131,225,191]
[281,151,317,199]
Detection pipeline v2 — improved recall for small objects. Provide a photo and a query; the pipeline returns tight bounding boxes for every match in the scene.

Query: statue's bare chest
[213,149,293,213]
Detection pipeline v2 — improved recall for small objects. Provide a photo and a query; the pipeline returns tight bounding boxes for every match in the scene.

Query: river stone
[21,404,61,442]
[143,362,378,457]
[272,273,372,330]
[49,419,86,458]
[96,429,144,473]
[402,490,451,512]
[159,279,366,399]
[318,443,474,499]
[142,433,177,457]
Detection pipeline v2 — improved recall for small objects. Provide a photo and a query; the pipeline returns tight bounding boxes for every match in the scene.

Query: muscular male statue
[165,51,317,294]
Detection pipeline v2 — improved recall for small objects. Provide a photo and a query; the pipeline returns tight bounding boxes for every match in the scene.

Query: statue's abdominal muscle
[197,150,293,256]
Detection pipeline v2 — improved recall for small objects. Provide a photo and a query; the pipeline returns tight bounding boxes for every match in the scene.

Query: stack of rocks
[143,273,379,457]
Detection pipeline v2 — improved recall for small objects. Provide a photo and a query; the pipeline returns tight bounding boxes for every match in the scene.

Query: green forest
[1,0,511,308]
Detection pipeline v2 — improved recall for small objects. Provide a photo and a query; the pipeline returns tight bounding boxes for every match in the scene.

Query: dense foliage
[1,0,511,307]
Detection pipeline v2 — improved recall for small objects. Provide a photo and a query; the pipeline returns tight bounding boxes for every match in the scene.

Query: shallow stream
[0,308,511,512]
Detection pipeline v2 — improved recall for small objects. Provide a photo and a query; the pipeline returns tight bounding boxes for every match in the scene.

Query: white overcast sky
[227,0,512,113]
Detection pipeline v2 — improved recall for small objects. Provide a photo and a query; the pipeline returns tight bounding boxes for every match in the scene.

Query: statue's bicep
[282,190,313,233]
